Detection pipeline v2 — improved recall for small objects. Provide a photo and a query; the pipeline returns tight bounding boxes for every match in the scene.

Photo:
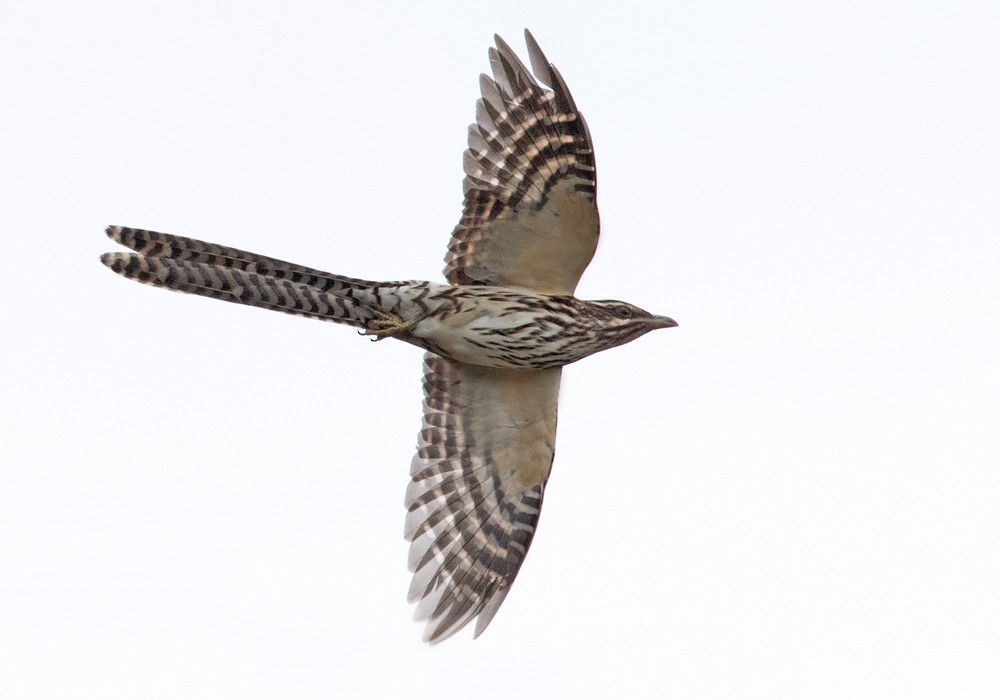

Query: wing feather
[444,30,599,295]
[405,353,560,642]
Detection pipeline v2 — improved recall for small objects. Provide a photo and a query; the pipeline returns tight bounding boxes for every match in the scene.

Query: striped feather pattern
[101,226,406,329]
[445,31,600,295]
[106,225,396,293]
[98,33,670,643]
[406,354,560,642]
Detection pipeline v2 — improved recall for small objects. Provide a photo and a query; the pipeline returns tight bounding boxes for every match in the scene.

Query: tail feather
[101,250,384,329]
[105,226,393,295]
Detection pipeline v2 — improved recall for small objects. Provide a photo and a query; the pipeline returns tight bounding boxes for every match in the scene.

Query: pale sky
[2,1,998,698]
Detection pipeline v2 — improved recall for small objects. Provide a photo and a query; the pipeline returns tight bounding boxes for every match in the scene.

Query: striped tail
[101,225,402,330]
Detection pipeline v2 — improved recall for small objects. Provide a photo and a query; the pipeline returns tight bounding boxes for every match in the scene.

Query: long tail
[101,226,404,329]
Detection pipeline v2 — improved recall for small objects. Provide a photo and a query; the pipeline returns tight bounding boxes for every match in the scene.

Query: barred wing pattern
[445,31,599,296]
[406,354,560,642]
[100,32,606,644]
[405,32,598,641]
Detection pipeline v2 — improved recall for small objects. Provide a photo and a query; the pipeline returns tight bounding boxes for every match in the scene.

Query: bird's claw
[362,310,415,341]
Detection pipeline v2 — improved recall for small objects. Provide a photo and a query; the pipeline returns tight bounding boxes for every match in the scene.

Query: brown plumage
[101,30,677,643]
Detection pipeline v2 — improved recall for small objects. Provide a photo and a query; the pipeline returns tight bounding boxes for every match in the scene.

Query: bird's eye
[615,305,633,319]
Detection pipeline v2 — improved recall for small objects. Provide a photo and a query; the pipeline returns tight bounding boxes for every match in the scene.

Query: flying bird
[101,30,677,643]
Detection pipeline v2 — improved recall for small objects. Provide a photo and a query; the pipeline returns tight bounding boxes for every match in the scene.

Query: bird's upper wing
[405,353,560,642]
[445,31,599,296]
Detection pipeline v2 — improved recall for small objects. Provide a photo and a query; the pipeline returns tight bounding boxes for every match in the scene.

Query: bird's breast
[407,291,596,370]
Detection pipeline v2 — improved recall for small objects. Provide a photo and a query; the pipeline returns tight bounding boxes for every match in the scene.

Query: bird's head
[585,300,678,347]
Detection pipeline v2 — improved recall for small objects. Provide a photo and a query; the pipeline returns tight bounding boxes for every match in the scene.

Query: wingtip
[523,28,540,55]
[522,29,556,90]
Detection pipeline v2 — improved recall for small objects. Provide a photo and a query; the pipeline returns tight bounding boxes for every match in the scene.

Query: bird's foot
[362,309,418,341]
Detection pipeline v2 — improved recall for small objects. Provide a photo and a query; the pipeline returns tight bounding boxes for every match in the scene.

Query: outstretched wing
[405,354,560,642]
[445,31,599,296]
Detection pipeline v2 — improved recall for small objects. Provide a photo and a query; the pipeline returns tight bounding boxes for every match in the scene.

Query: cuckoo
[102,30,678,643]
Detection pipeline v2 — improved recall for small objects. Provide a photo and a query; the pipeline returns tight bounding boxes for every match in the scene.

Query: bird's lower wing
[405,353,561,642]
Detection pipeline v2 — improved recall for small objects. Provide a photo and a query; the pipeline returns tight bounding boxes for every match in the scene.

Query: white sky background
[2,0,998,697]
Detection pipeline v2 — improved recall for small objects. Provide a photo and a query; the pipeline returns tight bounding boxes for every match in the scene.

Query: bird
[101,30,677,643]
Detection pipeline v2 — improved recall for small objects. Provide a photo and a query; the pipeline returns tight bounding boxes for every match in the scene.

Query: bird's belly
[410,309,585,370]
